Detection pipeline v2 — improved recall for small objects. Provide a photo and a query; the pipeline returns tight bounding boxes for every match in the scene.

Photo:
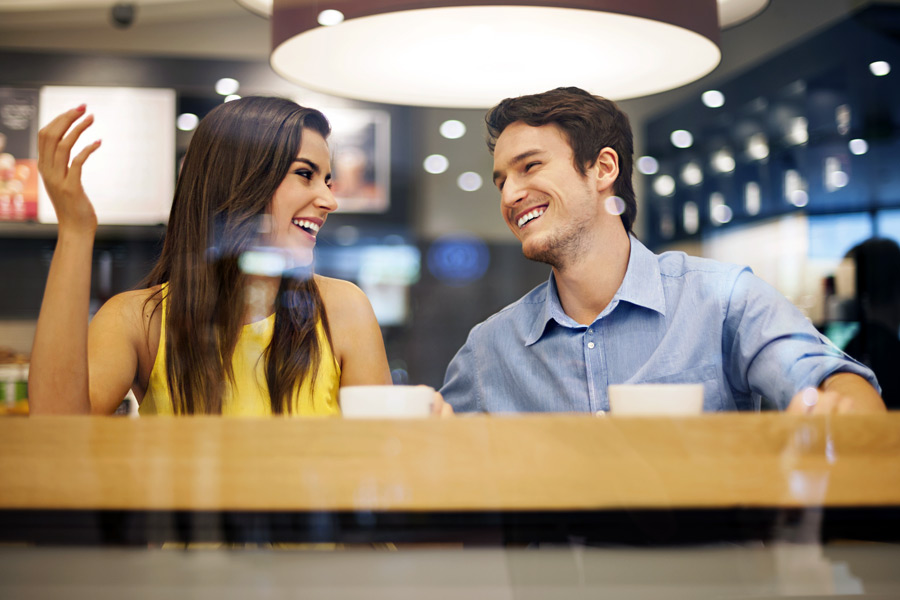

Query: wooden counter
[3,413,899,593]
[2,413,899,512]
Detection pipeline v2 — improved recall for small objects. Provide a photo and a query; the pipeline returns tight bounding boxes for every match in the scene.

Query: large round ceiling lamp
[237,0,768,27]
[719,0,769,28]
[266,1,724,108]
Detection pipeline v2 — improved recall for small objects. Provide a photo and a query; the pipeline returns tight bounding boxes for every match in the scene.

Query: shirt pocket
[632,364,724,412]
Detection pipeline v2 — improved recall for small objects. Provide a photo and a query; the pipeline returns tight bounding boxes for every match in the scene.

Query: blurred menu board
[38,86,175,225]
[0,88,39,222]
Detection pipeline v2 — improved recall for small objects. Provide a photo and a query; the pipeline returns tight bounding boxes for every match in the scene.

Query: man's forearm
[821,372,886,413]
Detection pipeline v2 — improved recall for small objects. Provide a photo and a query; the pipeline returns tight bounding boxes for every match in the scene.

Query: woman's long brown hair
[141,97,332,414]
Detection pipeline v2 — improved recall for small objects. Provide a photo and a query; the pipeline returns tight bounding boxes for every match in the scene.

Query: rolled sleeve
[723,267,880,409]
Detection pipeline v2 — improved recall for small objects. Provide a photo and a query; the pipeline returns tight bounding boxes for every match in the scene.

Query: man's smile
[515,205,547,229]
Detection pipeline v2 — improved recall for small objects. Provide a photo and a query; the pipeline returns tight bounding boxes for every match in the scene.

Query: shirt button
[588,329,594,334]
[587,342,595,349]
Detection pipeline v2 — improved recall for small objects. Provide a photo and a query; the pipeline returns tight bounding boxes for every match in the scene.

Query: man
[440,87,884,414]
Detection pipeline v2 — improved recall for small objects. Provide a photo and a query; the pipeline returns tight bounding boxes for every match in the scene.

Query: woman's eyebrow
[292,158,320,173]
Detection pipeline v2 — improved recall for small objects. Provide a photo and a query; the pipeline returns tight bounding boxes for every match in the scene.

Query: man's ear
[590,147,619,192]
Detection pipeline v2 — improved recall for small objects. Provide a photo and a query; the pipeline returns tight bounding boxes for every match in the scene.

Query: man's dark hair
[485,86,636,234]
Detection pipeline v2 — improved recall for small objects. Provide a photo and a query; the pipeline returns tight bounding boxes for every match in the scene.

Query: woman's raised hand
[37,105,102,232]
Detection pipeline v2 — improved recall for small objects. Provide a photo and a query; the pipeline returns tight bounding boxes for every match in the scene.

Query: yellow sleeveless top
[140,286,341,417]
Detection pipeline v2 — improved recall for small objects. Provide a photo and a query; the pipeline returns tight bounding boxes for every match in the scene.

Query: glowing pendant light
[237,1,769,107]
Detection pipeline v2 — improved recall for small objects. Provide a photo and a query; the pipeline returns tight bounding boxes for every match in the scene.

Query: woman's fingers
[68,139,102,183]
[38,105,87,169]
[35,105,101,231]
[56,113,95,171]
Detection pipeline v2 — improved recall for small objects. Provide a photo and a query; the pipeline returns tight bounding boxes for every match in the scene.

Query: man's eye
[524,162,540,172]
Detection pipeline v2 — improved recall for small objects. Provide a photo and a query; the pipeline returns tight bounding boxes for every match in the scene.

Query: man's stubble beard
[520,185,596,272]
[522,216,593,272]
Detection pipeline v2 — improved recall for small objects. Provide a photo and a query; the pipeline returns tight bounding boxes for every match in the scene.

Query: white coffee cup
[339,385,435,418]
[607,383,704,416]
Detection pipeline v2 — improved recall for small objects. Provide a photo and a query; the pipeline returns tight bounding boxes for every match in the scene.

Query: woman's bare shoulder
[315,275,367,305]
[313,277,388,380]
[314,275,375,323]
[93,285,164,335]
[103,285,163,314]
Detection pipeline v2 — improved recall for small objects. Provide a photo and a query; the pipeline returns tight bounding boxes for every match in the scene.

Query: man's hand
[431,390,454,417]
[787,372,886,414]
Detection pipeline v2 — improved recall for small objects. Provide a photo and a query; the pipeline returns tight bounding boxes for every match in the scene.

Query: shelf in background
[0,221,166,241]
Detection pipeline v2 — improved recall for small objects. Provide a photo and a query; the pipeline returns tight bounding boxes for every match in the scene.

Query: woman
[28,97,417,416]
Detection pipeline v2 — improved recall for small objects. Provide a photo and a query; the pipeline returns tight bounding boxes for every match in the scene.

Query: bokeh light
[712,149,736,173]
[637,156,659,175]
[214,77,239,96]
[701,90,725,108]
[439,119,466,139]
[787,117,808,145]
[670,130,693,148]
[681,162,703,186]
[605,196,625,216]
[849,138,869,155]
[745,181,761,216]
[747,133,769,160]
[427,234,490,286]
[683,202,699,234]
[653,174,676,197]
[423,154,449,174]
[318,9,345,26]
[869,60,891,76]
[457,171,483,192]
[712,204,733,224]
[176,113,199,131]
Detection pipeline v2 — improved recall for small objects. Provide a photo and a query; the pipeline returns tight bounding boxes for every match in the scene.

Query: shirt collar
[616,236,667,317]
[524,236,667,346]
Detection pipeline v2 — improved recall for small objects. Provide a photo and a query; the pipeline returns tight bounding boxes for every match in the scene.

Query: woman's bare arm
[28,106,138,414]
[318,276,452,415]
[318,276,392,387]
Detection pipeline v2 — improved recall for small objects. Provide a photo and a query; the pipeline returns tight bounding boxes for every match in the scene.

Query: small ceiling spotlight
[653,175,676,197]
[318,9,345,26]
[848,139,869,155]
[215,78,240,96]
[746,133,769,160]
[439,120,466,140]
[701,90,725,108]
[637,156,660,175]
[176,113,199,132]
[670,130,694,149]
[423,154,449,174]
[869,61,891,77]
[457,171,483,192]
[786,117,809,146]
[681,162,704,186]
[711,149,736,173]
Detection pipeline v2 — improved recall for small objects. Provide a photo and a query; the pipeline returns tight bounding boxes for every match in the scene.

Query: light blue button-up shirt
[441,237,879,413]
